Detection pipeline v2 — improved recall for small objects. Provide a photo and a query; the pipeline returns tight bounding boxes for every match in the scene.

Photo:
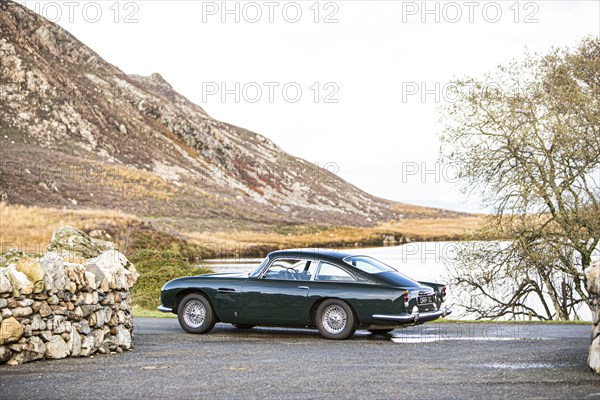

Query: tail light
[442,285,447,299]
[403,290,409,302]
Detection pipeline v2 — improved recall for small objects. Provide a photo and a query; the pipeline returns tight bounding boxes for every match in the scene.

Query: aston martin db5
[158,249,452,339]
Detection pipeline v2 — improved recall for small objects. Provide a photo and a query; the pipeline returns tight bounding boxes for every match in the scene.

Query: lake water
[200,242,595,321]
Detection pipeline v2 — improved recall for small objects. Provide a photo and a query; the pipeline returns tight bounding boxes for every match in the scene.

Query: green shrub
[129,249,212,310]
[125,229,216,262]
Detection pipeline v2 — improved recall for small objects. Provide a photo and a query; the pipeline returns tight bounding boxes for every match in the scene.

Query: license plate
[418,295,433,304]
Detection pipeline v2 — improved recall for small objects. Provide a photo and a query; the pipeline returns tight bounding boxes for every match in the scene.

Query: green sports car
[158,249,452,340]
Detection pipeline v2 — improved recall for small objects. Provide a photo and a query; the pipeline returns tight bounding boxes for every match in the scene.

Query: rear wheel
[233,324,255,329]
[177,293,216,334]
[368,329,394,335]
[316,299,356,340]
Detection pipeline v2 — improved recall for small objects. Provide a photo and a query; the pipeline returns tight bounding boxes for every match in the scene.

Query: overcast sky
[23,0,600,212]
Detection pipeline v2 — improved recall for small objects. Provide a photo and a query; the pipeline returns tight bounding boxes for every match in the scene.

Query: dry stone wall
[586,260,600,373]
[0,227,139,365]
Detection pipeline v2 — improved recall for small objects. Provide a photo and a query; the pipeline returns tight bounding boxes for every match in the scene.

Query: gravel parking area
[1,319,599,399]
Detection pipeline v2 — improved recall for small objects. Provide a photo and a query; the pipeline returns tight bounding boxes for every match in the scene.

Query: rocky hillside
[0,1,461,232]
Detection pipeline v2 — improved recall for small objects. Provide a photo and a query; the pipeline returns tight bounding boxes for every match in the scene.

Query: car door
[238,258,317,325]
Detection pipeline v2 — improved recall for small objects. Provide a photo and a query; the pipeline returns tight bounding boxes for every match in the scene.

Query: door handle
[217,288,236,293]
[297,286,309,290]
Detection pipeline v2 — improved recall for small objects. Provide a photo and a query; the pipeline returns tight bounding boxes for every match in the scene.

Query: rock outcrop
[0,226,139,365]
[585,260,600,373]
[0,1,464,231]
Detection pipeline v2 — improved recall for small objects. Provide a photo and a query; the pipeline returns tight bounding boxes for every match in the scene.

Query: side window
[316,262,356,282]
[263,258,317,281]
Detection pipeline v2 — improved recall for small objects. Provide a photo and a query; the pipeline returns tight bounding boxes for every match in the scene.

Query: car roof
[267,248,357,263]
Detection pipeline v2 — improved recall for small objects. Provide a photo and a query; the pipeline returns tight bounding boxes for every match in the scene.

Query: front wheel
[316,299,356,340]
[177,293,216,334]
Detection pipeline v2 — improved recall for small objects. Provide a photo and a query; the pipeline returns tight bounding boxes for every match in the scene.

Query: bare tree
[441,37,600,320]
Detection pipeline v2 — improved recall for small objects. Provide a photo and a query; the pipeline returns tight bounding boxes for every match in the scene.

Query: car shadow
[207,323,394,341]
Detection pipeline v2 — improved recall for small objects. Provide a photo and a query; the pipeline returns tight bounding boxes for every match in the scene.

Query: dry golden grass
[390,202,447,217]
[378,216,486,239]
[1,203,487,257]
[96,163,174,201]
[186,216,486,251]
[0,202,138,248]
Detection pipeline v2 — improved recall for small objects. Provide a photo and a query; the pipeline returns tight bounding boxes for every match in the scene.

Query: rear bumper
[157,305,173,313]
[373,306,452,324]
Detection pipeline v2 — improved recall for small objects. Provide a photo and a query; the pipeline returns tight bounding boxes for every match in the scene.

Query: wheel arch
[308,297,360,327]
[174,288,221,322]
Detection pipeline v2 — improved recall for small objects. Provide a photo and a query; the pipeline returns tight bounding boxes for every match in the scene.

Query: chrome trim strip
[157,305,173,313]
[372,314,416,322]
[373,308,452,323]
[417,310,444,320]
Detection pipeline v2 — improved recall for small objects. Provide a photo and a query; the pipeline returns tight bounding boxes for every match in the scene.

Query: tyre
[368,329,394,335]
[233,324,255,329]
[177,293,216,334]
[316,299,356,340]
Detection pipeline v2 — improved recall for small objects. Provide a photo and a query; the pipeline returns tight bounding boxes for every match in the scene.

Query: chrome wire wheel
[322,305,347,334]
[183,299,206,328]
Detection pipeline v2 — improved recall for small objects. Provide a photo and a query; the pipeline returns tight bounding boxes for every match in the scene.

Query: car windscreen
[343,255,421,287]
[249,257,269,278]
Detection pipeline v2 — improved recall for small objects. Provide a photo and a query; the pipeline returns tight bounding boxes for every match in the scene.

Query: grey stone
[17,299,33,307]
[45,336,69,359]
[6,266,33,296]
[73,306,83,320]
[31,301,42,312]
[116,325,132,349]
[80,305,94,318]
[79,320,91,335]
[80,329,103,357]
[73,294,84,307]
[0,345,11,363]
[48,226,112,259]
[23,324,32,337]
[0,269,12,294]
[68,329,81,357]
[38,330,53,342]
[82,292,95,305]
[84,263,105,287]
[587,260,600,373]
[38,302,52,317]
[11,306,33,317]
[31,314,46,331]
[39,252,65,293]
[85,250,138,291]
[50,304,67,315]
[10,336,45,364]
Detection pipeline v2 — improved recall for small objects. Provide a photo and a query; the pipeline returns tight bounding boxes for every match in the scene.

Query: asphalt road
[1,319,600,399]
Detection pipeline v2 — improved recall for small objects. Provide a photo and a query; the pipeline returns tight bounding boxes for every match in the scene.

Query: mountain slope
[0,1,462,232]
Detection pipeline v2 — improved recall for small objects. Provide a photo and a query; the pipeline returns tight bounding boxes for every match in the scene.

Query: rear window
[343,256,396,274]
[343,255,421,287]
